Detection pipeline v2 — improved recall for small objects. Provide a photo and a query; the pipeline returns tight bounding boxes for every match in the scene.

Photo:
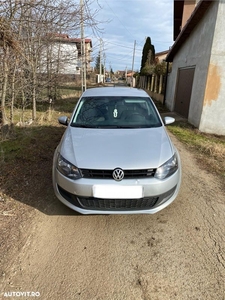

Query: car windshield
[71,96,162,128]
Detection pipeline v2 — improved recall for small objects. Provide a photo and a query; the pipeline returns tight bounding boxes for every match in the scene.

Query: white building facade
[41,34,92,77]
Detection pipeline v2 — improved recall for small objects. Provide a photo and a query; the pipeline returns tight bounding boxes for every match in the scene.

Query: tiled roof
[47,33,92,47]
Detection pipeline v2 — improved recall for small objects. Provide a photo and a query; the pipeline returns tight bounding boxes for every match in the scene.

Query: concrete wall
[145,90,164,103]
[199,0,225,135]
[166,1,218,129]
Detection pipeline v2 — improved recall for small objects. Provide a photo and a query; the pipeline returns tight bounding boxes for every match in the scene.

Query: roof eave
[166,0,213,62]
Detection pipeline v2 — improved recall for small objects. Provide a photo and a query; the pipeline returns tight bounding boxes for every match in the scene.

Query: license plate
[93,185,143,199]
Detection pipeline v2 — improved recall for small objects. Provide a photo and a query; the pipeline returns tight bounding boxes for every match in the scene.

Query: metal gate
[174,67,195,118]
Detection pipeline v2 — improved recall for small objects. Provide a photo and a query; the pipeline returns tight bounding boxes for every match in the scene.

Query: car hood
[59,127,174,169]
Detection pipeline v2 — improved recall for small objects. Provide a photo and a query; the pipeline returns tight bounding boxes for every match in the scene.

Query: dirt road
[1,135,225,300]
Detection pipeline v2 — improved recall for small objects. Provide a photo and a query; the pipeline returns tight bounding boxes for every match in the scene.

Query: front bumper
[52,164,181,215]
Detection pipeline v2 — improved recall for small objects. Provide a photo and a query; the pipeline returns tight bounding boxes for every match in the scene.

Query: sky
[85,0,174,73]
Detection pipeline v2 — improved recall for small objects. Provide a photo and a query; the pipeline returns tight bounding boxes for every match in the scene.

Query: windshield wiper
[71,124,153,129]
[71,124,99,128]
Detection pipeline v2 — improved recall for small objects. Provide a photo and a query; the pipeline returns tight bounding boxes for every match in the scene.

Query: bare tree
[0,13,21,136]
[0,0,101,131]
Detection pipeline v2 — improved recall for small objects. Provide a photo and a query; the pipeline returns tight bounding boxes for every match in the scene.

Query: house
[116,70,126,79]
[155,50,169,63]
[42,33,92,76]
[166,0,225,135]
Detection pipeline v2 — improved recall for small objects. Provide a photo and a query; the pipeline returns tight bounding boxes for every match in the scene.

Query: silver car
[52,87,181,214]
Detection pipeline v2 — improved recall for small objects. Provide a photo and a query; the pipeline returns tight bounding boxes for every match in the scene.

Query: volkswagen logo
[112,168,124,181]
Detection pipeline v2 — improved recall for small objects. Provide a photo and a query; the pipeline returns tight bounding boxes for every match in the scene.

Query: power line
[104,0,137,41]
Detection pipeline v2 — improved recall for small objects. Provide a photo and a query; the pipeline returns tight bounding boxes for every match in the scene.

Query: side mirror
[58,116,69,126]
[164,116,175,125]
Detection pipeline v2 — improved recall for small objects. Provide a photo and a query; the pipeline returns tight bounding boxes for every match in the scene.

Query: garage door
[174,67,195,118]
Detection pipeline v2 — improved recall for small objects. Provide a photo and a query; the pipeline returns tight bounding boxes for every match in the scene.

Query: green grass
[168,121,225,178]
[0,88,79,164]
[0,125,65,166]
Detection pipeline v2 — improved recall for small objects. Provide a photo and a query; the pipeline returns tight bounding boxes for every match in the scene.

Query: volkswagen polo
[52,87,181,214]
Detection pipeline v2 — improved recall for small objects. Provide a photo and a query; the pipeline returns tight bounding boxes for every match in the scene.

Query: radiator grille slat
[80,168,156,179]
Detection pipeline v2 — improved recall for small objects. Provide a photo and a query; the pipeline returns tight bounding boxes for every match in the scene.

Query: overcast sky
[85,0,174,72]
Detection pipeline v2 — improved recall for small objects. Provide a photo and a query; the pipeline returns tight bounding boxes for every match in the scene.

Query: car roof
[81,87,150,98]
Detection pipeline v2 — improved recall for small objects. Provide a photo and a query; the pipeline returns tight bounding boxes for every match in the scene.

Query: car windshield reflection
[71,96,162,128]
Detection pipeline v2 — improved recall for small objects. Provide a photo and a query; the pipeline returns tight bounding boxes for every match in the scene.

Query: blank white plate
[93,185,143,199]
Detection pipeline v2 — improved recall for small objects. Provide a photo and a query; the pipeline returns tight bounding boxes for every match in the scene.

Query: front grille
[81,169,112,178]
[57,185,177,212]
[80,168,156,179]
[77,196,158,210]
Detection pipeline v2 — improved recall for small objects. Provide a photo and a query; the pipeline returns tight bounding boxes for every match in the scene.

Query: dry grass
[201,140,225,159]
[168,121,225,178]
[152,99,225,179]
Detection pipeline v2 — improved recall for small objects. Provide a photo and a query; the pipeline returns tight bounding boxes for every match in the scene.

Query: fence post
[151,75,154,91]
[159,75,163,94]
[154,75,158,93]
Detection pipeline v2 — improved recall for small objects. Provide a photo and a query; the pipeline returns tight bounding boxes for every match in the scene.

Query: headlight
[57,154,82,180]
[155,153,178,180]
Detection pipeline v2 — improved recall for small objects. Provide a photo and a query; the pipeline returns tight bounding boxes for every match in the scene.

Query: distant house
[166,0,225,135]
[41,33,92,76]
[155,50,169,63]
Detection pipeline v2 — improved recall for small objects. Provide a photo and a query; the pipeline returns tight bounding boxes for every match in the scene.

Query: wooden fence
[137,74,166,103]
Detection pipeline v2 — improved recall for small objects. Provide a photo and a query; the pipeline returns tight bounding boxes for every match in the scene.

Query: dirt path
[1,135,225,300]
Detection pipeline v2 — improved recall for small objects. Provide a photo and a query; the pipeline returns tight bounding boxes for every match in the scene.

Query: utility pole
[80,0,86,92]
[131,40,136,87]
[99,38,102,82]
[103,53,106,82]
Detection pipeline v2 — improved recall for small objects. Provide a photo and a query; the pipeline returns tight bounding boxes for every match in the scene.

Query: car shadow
[0,125,83,216]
